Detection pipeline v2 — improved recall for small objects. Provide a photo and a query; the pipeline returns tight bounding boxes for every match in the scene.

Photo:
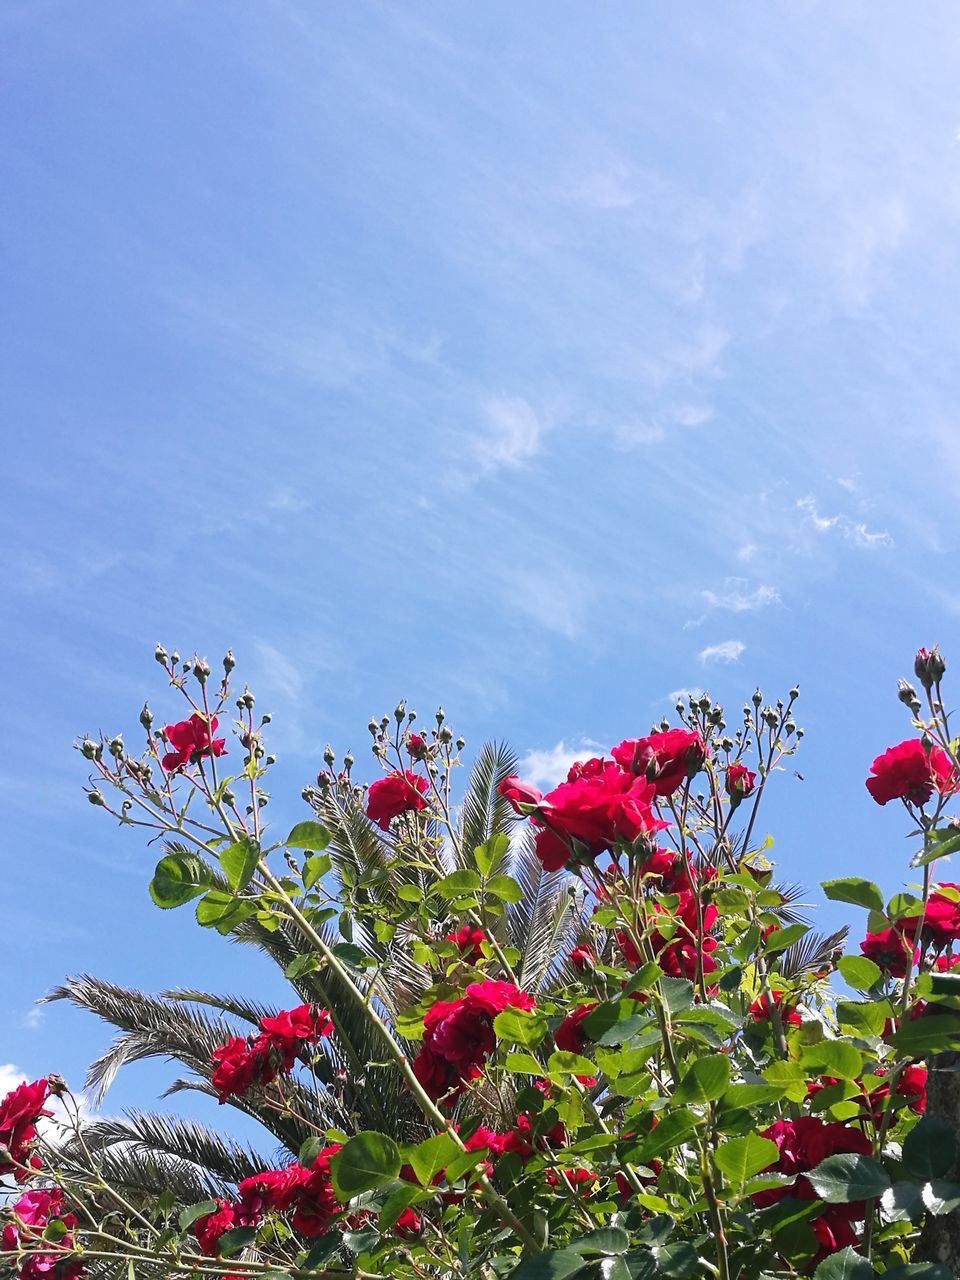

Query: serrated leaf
[508,1250,591,1280]
[331,1131,401,1198]
[811,1247,875,1280]
[505,1051,546,1075]
[822,878,885,913]
[303,852,331,890]
[893,1013,960,1057]
[217,1225,258,1257]
[911,825,960,867]
[673,1054,730,1105]
[474,833,509,877]
[921,1179,960,1216]
[149,850,215,909]
[486,873,522,902]
[436,869,482,897]
[220,837,260,891]
[880,1180,924,1222]
[285,821,332,851]
[714,1134,778,1186]
[902,1115,959,1181]
[178,1199,218,1231]
[195,890,256,934]
[407,1133,458,1187]
[837,956,882,990]
[800,1040,863,1081]
[806,1153,890,1203]
[547,1050,596,1079]
[659,976,695,1013]
[493,1007,547,1046]
[569,1227,629,1256]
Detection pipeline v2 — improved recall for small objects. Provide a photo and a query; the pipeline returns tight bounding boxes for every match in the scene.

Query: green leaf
[303,1234,340,1268]
[474,833,509,877]
[902,1115,959,1181]
[879,1181,924,1222]
[407,1133,458,1187]
[486,874,523,903]
[659,976,695,1013]
[568,1227,630,1256]
[821,878,885,913]
[628,1109,699,1161]
[195,890,256,934]
[911,824,960,868]
[285,821,332,851]
[723,1082,788,1107]
[508,1250,590,1280]
[217,1225,258,1257]
[892,1012,960,1057]
[654,1242,702,1280]
[178,1199,218,1231]
[149,850,215,909]
[397,884,422,903]
[299,1136,324,1165]
[505,1051,546,1075]
[763,923,809,953]
[922,1180,960,1216]
[435,869,482,897]
[547,1050,596,1079]
[379,1183,427,1231]
[882,1268,954,1280]
[220,837,260,891]
[714,1134,779,1186]
[284,954,320,979]
[800,1040,863,1081]
[303,852,331,890]
[762,1060,809,1103]
[493,1007,547,1047]
[929,971,960,998]
[331,1131,401,1198]
[806,1153,890,1203]
[836,1000,888,1037]
[837,956,882,990]
[331,941,374,970]
[673,1054,730,1105]
[812,1247,875,1280]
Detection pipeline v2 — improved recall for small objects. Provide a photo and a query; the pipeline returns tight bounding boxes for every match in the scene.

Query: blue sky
[4,1,960,1130]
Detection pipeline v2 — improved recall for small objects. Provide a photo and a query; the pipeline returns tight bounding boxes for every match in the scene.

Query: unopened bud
[394,701,406,724]
[408,709,417,722]
[171,650,180,666]
[438,725,453,744]
[241,688,255,709]
[108,734,124,758]
[789,686,800,701]
[261,712,272,725]
[752,689,763,707]
[266,754,277,766]
[436,706,445,725]
[915,646,946,691]
[87,789,106,806]
[785,721,796,736]
[155,643,168,664]
[139,703,153,731]
[898,679,920,708]
[675,701,685,715]
[79,738,101,761]
[323,743,336,766]
[193,656,211,682]
[698,694,712,712]
[46,1073,67,1097]
[762,707,778,728]
[455,736,465,751]
[380,716,390,730]
[223,649,236,674]
[223,788,235,804]
[368,718,378,736]
[343,751,354,770]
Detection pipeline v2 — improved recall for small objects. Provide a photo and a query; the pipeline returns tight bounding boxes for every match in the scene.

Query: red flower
[406,732,427,759]
[545,1167,596,1193]
[237,1166,301,1219]
[554,1003,597,1054]
[259,1004,333,1068]
[811,1206,859,1259]
[211,1005,332,1102]
[534,827,575,872]
[638,847,683,886]
[658,936,719,985]
[865,738,956,806]
[194,1198,238,1255]
[497,775,543,814]
[895,1064,928,1112]
[725,763,757,804]
[395,1206,423,1237]
[446,925,488,964]
[211,1036,263,1102]
[569,943,596,971]
[611,729,706,796]
[161,713,226,773]
[897,884,960,947]
[749,992,802,1027]
[540,761,669,848]
[860,927,916,978]
[0,1079,51,1177]
[2,1188,83,1280]
[366,770,430,829]
[288,1145,342,1237]
[413,982,534,1101]
[756,1116,871,1204]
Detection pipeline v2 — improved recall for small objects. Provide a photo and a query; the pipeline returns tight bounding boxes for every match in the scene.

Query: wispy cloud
[699,640,745,665]
[475,396,547,473]
[668,686,705,704]
[504,565,590,640]
[796,497,893,550]
[701,579,780,613]
[252,640,305,701]
[518,739,603,789]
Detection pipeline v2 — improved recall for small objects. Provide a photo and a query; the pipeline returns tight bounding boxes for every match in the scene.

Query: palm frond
[507,832,581,992]
[456,741,519,870]
[781,927,849,979]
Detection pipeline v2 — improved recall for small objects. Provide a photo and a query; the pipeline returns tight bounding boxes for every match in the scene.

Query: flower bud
[139,703,153,731]
[698,694,712,712]
[266,754,277,766]
[789,686,800,701]
[223,788,235,804]
[323,743,336,766]
[408,709,417,723]
[915,646,946,691]
[193,656,211,682]
[87,789,106,806]
[79,737,101,761]
[155,643,168,664]
[439,725,453,744]
[368,718,378,736]
[108,734,124,758]
[343,751,354,770]
[261,712,272,724]
[223,649,236,674]
[897,679,921,711]
[171,650,180,666]
[436,706,445,725]
[241,688,255,709]
[752,688,763,707]
[46,1073,68,1097]
[380,715,390,730]
[455,736,465,751]
[394,701,406,724]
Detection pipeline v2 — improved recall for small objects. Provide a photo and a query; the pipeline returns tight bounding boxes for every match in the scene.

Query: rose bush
[2,644,960,1280]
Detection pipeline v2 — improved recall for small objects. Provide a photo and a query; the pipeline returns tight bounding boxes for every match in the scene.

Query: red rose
[638,847,682,886]
[211,1036,266,1103]
[288,1146,342,1237]
[0,1079,51,1176]
[395,1206,423,1237]
[406,732,427,759]
[611,729,706,796]
[465,979,536,1015]
[811,1206,859,1259]
[161,713,227,773]
[757,1116,871,1198]
[366,770,430,829]
[260,1004,333,1064]
[446,925,487,964]
[534,827,574,872]
[194,1198,238,1255]
[725,763,757,804]
[554,1003,598,1054]
[865,738,956,806]
[749,992,802,1026]
[545,1167,596,1193]
[569,943,596,971]
[896,1064,928,1112]
[658,936,719,985]
[541,762,669,847]
[860,927,916,978]
[897,884,960,947]
[413,982,534,1100]
[497,775,543,814]
[237,1166,301,1219]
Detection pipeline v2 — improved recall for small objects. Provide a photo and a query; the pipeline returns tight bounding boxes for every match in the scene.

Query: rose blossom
[0,1079,51,1176]
[161,712,227,773]
[860,927,917,978]
[865,738,956,806]
[497,775,543,813]
[366,770,430,829]
[539,761,669,848]
[412,981,534,1101]
[725,762,757,803]
[610,729,706,796]
[446,925,488,964]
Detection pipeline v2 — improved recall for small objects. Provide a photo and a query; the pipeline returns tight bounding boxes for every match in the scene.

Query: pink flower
[865,738,956,806]
[366,770,430,829]
[446,925,488,964]
[0,1079,51,1177]
[412,982,534,1101]
[540,761,668,849]
[497,775,543,813]
[161,713,226,772]
[610,729,706,796]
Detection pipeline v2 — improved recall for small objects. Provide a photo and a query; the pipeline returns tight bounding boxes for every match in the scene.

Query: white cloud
[668,686,705,704]
[505,565,589,639]
[699,640,745,665]
[0,1063,25,1096]
[475,396,546,472]
[796,497,893,550]
[737,544,759,562]
[701,579,780,613]
[22,1006,44,1030]
[253,640,304,701]
[518,739,604,790]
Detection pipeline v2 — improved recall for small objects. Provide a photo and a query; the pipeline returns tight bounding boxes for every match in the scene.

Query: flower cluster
[211,1004,333,1103]
[1,1188,83,1280]
[0,1080,50,1180]
[413,980,535,1102]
